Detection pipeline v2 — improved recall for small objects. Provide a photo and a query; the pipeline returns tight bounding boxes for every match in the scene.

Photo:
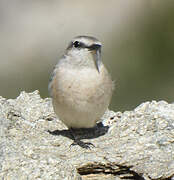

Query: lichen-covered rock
[0,91,174,179]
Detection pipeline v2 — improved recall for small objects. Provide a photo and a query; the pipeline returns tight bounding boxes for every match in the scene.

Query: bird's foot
[70,140,95,149]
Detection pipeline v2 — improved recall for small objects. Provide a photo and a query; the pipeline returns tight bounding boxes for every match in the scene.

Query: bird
[48,35,113,130]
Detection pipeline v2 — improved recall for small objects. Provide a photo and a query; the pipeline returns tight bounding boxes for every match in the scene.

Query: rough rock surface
[0,91,174,180]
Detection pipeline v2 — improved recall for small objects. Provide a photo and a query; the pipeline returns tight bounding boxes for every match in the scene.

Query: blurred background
[0,0,174,111]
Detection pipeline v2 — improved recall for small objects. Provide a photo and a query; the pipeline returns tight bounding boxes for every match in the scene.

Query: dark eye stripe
[67,41,101,50]
[87,44,101,50]
[73,41,86,48]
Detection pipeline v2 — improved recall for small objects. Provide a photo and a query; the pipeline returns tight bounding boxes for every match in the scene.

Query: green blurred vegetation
[0,1,174,112]
[108,3,174,110]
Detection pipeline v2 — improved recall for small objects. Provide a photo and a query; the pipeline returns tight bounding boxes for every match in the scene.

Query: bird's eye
[73,41,81,48]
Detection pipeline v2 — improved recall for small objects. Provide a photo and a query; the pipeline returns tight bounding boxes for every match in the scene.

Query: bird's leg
[69,128,95,149]
[69,128,78,141]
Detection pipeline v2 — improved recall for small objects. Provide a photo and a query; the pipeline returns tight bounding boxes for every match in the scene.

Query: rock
[0,91,174,179]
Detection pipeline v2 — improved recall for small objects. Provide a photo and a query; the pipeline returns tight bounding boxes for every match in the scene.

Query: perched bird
[48,36,113,129]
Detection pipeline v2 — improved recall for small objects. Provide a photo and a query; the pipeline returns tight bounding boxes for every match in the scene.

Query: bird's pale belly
[52,67,112,128]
